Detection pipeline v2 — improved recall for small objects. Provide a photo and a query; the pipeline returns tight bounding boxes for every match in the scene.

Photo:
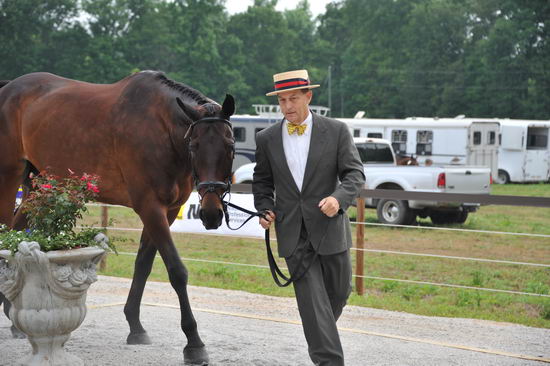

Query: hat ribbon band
[275,78,310,90]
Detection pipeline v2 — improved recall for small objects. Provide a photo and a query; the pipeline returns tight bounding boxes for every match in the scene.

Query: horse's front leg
[138,205,208,365]
[124,228,157,345]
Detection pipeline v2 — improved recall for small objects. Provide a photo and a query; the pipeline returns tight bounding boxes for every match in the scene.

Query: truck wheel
[497,170,510,184]
[454,210,468,224]
[376,199,415,225]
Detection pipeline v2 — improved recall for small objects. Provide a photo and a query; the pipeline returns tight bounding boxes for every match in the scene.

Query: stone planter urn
[0,241,105,366]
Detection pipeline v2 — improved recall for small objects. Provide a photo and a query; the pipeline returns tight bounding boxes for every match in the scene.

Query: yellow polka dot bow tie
[287,123,307,136]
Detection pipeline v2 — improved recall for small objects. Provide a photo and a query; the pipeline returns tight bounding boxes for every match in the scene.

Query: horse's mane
[153,72,209,105]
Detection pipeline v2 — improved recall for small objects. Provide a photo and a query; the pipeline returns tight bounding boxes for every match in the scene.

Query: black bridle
[186,116,235,202]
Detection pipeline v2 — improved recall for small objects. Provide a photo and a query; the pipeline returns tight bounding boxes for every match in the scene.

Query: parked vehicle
[232,138,492,225]
[491,119,550,183]
[340,116,500,181]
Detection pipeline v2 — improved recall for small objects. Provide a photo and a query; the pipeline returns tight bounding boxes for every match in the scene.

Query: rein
[222,200,324,287]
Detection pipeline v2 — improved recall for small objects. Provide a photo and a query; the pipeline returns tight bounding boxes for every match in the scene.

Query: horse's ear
[221,94,235,118]
[176,97,200,121]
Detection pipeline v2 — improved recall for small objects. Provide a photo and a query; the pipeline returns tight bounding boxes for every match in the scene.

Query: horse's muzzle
[199,207,224,230]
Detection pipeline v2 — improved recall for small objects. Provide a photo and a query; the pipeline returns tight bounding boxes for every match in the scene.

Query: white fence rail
[92,186,550,297]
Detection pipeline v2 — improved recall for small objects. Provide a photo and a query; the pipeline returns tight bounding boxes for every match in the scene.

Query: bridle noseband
[186,116,235,203]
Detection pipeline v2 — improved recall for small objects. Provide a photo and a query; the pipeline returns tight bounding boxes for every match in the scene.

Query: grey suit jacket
[253,113,365,257]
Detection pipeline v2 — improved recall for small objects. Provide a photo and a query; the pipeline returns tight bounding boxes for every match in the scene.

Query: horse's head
[177,94,235,229]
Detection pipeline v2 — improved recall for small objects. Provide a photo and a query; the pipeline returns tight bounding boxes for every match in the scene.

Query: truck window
[356,143,394,164]
[367,132,383,138]
[416,130,433,155]
[391,129,407,154]
[234,127,246,142]
[526,127,548,150]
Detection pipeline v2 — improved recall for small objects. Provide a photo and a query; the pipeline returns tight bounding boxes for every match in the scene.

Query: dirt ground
[1,275,549,365]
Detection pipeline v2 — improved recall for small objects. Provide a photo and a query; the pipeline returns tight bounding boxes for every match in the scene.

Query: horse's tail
[0,80,10,89]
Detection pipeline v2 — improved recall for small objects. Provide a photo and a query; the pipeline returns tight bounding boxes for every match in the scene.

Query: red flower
[41,184,52,189]
[86,182,100,193]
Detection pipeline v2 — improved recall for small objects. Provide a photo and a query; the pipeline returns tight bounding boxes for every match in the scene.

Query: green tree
[80,0,135,82]
[458,0,550,119]
[340,0,415,118]
[316,1,351,116]
[401,0,468,117]
[226,0,293,111]
[0,0,80,79]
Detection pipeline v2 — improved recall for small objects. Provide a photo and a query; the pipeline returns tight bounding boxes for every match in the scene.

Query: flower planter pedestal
[0,241,105,366]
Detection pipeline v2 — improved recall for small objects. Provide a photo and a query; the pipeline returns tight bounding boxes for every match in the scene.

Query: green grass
[84,183,550,328]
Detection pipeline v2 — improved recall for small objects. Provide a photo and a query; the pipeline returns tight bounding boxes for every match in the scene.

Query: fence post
[100,205,109,271]
[355,197,365,295]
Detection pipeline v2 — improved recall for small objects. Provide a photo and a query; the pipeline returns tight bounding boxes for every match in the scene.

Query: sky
[224,0,333,18]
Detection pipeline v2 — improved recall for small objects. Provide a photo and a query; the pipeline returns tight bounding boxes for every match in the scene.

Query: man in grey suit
[253,69,365,365]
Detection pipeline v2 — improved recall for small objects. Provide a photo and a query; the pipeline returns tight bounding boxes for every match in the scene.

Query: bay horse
[0,71,236,365]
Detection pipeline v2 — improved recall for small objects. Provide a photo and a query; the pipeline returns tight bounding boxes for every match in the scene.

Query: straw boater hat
[265,69,320,96]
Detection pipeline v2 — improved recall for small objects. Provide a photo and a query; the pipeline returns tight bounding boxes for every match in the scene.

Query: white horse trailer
[230,104,330,172]
[339,117,500,180]
[495,120,550,183]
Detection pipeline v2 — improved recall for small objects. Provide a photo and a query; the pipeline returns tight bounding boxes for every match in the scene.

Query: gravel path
[1,275,549,365]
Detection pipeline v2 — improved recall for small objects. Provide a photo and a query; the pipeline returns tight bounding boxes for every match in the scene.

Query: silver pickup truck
[232,138,492,225]
[355,137,491,225]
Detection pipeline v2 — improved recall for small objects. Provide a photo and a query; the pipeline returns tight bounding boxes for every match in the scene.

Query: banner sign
[170,192,264,238]
[15,187,22,206]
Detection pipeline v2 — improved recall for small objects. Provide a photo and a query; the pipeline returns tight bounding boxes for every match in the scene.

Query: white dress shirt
[282,111,313,192]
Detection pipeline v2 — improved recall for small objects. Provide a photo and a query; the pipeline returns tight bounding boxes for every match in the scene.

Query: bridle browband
[184,116,233,140]
[186,116,235,202]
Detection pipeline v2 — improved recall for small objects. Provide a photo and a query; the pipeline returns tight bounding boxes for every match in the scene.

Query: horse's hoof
[11,325,26,339]
[126,331,152,345]
[183,345,209,365]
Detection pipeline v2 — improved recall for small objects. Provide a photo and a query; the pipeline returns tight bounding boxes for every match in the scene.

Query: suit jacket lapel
[302,113,327,191]
[268,120,300,193]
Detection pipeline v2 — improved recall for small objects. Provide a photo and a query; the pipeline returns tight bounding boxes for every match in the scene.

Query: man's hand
[319,196,340,217]
[259,210,276,229]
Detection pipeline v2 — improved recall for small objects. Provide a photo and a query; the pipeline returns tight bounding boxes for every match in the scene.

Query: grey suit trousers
[285,223,352,366]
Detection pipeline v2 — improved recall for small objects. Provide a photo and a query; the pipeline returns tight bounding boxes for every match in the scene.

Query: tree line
[0,0,548,119]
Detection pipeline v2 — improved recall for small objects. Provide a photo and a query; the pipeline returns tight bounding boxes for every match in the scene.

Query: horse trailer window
[233,127,246,142]
[353,129,360,137]
[416,130,433,155]
[488,131,496,145]
[526,127,548,150]
[473,131,482,145]
[367,132,383,138]
[391,130,407,154]
[356,143,394,164]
